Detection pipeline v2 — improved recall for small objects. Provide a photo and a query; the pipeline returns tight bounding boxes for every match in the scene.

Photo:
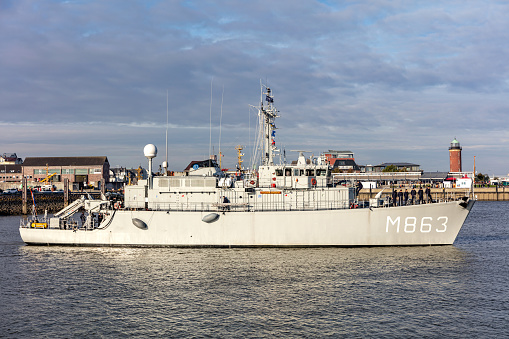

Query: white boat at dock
[20,86,475,247]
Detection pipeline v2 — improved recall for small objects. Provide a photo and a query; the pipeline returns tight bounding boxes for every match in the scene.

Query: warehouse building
[22,156,109,189]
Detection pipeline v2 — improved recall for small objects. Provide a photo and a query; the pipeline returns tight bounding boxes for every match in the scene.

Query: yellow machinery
[40,172,57,183]
[235,145,244,171]
[30,221,48,229]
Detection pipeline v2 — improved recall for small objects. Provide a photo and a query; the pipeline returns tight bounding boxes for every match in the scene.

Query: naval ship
[20,87,475,246]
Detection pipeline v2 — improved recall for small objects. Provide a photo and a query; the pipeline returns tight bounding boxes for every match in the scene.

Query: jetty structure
[20,85,475,247]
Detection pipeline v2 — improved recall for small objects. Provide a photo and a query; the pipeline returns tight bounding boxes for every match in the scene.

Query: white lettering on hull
[386,216,448,233]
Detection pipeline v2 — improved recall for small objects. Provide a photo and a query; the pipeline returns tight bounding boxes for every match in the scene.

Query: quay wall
[0,193,101,216]
[358,187,509,202]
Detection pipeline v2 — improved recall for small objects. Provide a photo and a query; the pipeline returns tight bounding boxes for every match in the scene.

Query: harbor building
[0,153,24,190]
[323,150,360,173]
[108,166,146,190]
[449,138,462,172]
[372,162,421,173]
[22,156,110,189]
[323,150,355,166]
[0,164,23,188]
[0,153,23,165]
[331,159,360,172]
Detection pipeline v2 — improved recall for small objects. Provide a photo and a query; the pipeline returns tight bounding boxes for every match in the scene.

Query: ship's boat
[19,86,475,246]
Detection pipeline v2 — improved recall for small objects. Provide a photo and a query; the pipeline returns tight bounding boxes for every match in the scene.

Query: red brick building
[22,156,109,189]
[323,150,360,173]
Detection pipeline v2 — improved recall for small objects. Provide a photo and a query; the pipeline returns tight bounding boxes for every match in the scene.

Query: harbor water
[0,201,507,338]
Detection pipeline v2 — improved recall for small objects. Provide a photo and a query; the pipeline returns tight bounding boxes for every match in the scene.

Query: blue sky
[1,0,508,176]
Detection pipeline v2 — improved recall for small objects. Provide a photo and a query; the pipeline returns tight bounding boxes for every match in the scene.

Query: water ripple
[0,202,508,337]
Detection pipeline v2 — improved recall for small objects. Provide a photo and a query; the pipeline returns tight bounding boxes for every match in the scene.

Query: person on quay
[425,186,432,203]
[397,189,403,206]
[403,189,409,206]
[418,187,424,204]
[410,187,416,205]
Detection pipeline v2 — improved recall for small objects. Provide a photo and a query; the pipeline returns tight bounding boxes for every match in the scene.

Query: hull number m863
[386,216,448,233]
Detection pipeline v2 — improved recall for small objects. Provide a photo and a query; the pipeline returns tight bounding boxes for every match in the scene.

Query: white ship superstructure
[20,86,475,246]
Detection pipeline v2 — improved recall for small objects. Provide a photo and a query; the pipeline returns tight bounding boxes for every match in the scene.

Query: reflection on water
[1,202,508,337]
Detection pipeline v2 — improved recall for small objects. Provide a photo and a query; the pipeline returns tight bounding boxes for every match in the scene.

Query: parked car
[2,188,19,195]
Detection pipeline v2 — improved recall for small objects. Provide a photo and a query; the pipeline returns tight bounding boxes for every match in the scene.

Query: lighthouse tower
[449,138,462,172]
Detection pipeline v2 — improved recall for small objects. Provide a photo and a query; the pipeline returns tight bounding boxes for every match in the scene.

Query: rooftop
[23,156,109,167]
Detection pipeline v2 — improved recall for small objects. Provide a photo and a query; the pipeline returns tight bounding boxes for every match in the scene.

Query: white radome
[143,144,157,159]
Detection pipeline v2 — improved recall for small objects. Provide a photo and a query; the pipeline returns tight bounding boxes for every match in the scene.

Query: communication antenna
[218,85,224,168]
[162,89,169,176]
[209,77,213,158]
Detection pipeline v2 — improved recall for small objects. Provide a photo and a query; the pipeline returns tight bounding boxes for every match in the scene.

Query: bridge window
[316,169,327,176]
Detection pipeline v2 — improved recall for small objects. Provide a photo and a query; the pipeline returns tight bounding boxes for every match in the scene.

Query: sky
[1,0,509,176]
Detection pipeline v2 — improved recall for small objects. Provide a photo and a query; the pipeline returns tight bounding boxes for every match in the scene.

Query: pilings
[22,177,27,215]
[1,192,102,216]
[64,179,69,207]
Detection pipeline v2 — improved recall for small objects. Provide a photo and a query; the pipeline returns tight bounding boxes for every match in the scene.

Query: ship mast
[259,87,279,166]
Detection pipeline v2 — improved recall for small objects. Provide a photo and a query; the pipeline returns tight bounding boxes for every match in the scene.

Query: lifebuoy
[250,180,255,185]
[311,178,317,185]
[272,177,276,181]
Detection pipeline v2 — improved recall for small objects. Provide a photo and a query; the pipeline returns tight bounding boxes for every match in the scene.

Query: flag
[266,95,273,103]
[30,189,36,206]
